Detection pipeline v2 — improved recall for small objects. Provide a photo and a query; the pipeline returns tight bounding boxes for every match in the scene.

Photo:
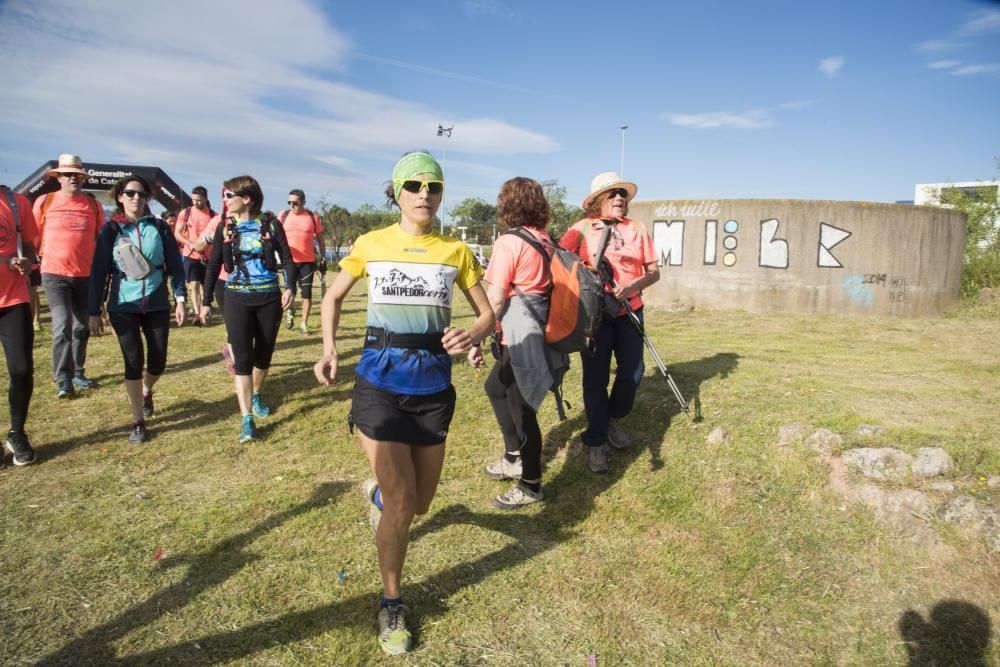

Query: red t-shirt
[280,209,323,263]
[179,206,214,260]
[33,192,105,278]
[559,216,657,311]
[0,190,39,308]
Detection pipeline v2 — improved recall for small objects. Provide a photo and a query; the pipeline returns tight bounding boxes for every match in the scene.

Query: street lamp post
[437,124,453,234]
[619,124,629,177]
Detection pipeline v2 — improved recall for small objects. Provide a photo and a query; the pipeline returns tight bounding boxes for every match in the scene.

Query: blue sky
[1,0,997,218]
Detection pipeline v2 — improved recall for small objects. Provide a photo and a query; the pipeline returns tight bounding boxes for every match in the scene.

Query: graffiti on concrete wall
[651,203,909,307]
[651,208,853,270]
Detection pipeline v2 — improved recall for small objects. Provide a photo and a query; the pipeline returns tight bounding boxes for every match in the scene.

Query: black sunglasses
[288,200,301,206]
[223,192,240,199]
[400,180,444,195]
[606,188,629,199]
[123,189,148,199]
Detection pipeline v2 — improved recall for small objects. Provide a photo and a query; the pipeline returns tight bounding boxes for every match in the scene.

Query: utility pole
[437,124,453,234]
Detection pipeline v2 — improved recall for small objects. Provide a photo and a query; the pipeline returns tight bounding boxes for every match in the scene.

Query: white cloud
[818,56,846,78]
[663,110,774,129]
[0,0,557,207]
[928,60,961,70]
[959,9,1000,36]
[950,63,1000,76]
[916,39,970,52]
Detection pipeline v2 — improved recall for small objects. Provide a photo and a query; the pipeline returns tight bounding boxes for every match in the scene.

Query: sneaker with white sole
[5,430,37,466]
[493,482,543,510]
[607,418,632,449]
[377,601,412,655]
[484,456,522,481]
[362,478,382,533]
[239,415,257,443]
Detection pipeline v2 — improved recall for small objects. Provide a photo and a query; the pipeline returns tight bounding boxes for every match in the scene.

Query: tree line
[311,185,584,253]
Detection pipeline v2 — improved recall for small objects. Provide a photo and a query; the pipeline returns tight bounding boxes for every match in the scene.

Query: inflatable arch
[14,160,193,211]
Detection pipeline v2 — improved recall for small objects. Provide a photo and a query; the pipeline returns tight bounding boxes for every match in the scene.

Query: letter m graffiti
[652,220,684,266]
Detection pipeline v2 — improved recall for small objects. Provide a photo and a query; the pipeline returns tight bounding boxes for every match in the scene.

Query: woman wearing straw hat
[313,151,493,655]
[559,171,659,473]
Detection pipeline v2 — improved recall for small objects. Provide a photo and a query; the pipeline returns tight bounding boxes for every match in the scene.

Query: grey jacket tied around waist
[499,292,569,413]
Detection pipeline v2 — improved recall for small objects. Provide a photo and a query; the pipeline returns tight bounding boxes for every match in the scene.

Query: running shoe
[299,322,310,336]
[128,422,147,444]
[362,478,382,533]
[484,456,522,481]
[285,310,294,330]
[56,380,74,399]
[588,444,609,474]
[72,374,97,390]
[493,482,543,510]
[221,343,236,375]
[377,602,412,655]
[142,391,154,418]
[251,392,271,418]
[608,418,632,449]
[5,430,37,466]
[239,415,256,443]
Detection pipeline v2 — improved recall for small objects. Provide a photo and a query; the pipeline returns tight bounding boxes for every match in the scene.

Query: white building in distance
[915,180,999,206]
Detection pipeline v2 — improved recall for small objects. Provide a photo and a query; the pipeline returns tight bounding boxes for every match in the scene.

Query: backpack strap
[278,210,288,224]
[501,228,552,327]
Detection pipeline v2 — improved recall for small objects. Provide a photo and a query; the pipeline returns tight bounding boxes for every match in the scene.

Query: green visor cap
[392,152,444,200]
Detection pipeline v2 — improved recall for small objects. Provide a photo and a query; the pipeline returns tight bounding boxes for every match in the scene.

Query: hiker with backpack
[313,151,493,655]
[202,175,294,443]
[87,176,188,444]
[0,185,41,465]
[559,172,659,474]
[32,153,106,398]
[471,177,569,509]
[277,189,326,335]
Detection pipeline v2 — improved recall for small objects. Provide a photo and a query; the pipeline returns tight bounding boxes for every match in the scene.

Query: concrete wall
[627,199,967,318]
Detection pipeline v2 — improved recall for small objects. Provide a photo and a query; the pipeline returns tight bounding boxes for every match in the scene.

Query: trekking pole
[620,298,689,415]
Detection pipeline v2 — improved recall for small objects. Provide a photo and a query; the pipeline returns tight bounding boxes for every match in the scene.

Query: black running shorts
[350,375,456,445]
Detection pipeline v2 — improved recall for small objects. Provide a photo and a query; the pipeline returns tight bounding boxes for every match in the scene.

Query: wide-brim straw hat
[47,153,88,177]
[582,171,637,209]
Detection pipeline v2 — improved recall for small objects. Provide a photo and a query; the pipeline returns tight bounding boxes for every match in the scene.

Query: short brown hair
[223,175,264,216]
[496,177,549,229]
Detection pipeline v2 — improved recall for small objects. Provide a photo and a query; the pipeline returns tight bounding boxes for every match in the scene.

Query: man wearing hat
[32,154,106,398]
[559,171,659,473]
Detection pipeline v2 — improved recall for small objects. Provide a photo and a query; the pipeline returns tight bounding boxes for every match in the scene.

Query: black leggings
[109,310,171,380]
[484,345,542,482]
[0,303,33,432]
[223,293,282,375]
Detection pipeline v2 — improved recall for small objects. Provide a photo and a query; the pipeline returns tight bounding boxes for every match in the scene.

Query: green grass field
[2,278,998,665]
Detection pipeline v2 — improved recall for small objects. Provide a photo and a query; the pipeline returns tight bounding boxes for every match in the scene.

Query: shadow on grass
[37,352,740,664]
[38,395,239,461]
[36,481,351,667]
[898,600,992,666]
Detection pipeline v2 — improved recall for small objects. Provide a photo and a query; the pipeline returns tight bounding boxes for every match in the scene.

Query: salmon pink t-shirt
[0,190,40,308]
[33,192,105,277]
[281,209,323,263]
[559,216,656,312]
[484,227,553,298]
[179,206,214,261]
[202,215,229,281]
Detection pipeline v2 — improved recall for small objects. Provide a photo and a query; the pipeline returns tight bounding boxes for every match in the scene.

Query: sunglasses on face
[60,173,84,179]
[123,189,148,199]
[288,200,301,206]
[398,180,444,195]
[223,192,240,200]
[606,188,629,200]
